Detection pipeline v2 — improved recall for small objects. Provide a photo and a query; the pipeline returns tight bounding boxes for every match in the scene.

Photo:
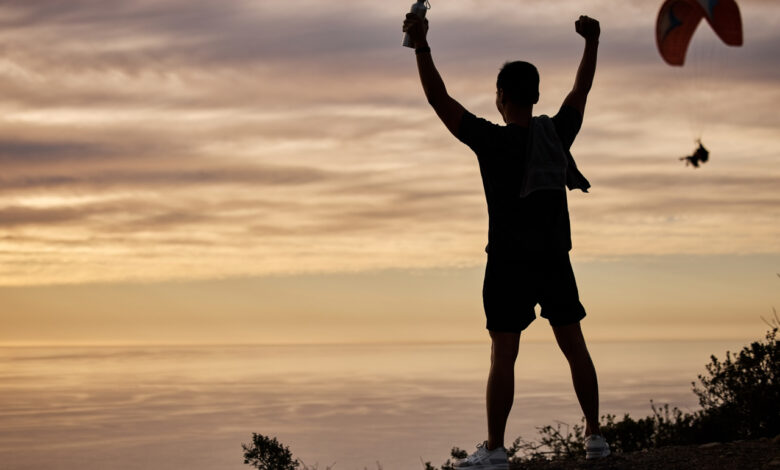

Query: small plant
[421,447,466,470]
[242,433,339,470]
[242,433,298,470]
[501,421,586,462]
[596,401,698,454]
[534,421,584,460]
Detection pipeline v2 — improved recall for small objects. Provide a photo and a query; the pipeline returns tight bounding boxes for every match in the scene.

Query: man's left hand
[575,15,600,42]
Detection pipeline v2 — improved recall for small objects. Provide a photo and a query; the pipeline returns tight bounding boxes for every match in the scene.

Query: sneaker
[453,441,509,469]
[585,434,610,460]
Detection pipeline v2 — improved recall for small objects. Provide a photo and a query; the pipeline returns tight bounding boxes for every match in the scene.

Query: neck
[502,103,533,126]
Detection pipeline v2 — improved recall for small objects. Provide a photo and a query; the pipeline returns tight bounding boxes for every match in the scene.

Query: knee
[489,331,520,366]
[560,342,591,364]
[491,342,519,366]
[553,323,589,361]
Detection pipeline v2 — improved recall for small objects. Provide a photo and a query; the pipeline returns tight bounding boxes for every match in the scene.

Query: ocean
[0,340,748,470]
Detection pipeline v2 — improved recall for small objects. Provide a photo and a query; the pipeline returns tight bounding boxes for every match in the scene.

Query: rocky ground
[512,437,780,470]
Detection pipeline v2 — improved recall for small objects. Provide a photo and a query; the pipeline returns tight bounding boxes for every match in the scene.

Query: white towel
[519,115,590,197]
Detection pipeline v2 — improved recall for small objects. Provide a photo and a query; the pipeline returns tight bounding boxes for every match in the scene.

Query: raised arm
[403,13,466,137]
[563,15,600,116]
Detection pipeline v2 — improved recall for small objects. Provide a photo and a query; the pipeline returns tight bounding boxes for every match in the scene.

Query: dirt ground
[512,437,780,470]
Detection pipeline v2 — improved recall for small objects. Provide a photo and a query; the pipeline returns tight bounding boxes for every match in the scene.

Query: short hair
[496,61,539,106]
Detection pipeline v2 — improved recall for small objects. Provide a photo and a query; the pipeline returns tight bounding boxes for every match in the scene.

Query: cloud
[0,0,777,284]
[0,164,335,193]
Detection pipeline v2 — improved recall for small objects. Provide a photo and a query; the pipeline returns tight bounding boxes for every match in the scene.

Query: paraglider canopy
[656,0,743,66]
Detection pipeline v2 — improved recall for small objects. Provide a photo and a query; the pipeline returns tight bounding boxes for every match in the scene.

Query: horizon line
[0,336,758,348]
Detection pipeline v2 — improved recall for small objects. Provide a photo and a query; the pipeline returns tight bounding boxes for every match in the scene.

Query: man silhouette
[403,12,610,469]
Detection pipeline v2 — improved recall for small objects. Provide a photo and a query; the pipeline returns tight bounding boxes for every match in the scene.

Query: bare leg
[552,322,601,435]
[486,331,520,450]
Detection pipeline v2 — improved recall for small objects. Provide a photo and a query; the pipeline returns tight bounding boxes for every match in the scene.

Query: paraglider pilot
[681,140,709,168]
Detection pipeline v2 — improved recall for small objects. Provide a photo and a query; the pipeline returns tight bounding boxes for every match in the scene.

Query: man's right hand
[403,13,429,48]
[575,15,600,42]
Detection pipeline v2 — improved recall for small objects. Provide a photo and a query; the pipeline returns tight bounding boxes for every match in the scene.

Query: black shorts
[482,252,586,333]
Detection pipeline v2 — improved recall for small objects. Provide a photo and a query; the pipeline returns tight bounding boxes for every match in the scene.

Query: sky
[0,0,778,345]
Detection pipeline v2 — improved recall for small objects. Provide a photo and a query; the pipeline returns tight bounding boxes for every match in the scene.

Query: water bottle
[402,0,431,48]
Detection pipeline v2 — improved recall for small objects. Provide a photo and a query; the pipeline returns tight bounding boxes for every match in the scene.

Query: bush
[510,422,584,461]
[242,433,298,470]
[241,433,341,470]
[597,402,699,453]
[692,312,779,440]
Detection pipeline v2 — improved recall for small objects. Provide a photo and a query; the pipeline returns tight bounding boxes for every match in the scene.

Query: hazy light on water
[0,340,748,469]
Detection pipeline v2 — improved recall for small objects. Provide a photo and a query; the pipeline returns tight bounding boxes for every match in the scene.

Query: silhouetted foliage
[506,422,585,462]
[692,310,779,441]
[240,433,349,470]
[596,401,700,453]
[242,433,298,470]
[422,447,466,470]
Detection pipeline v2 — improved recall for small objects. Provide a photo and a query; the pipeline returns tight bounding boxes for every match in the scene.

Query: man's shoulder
[457,111,504,149]
[552,105,583,126]
[550,105,583,148]
[461,111,502,132]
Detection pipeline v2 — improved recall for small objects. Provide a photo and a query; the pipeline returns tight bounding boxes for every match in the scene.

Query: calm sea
[0,340,748,470]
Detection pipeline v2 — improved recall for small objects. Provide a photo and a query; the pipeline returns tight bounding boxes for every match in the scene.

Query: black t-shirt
[457,105,583,257]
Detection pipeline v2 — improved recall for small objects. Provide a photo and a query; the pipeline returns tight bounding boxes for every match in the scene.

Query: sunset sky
[1,0,778,345]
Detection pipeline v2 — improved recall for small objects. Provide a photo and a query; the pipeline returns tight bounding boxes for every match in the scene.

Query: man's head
[496,61,540,110]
